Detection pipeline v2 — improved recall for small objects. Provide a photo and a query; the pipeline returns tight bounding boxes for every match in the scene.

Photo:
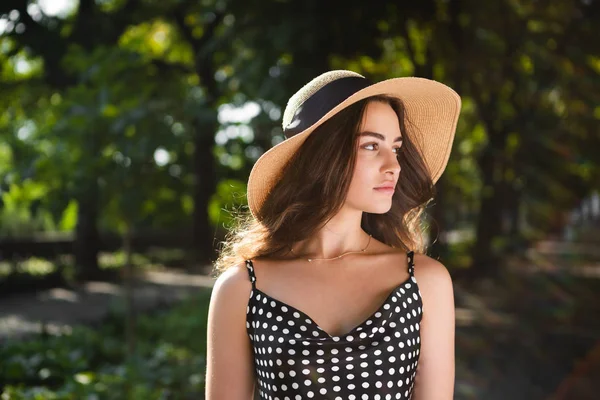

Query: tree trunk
[123,221,136,355]
[73,179,101,281]
[471,144,505,278]
[191,114,218,265]
[122,220,137,396]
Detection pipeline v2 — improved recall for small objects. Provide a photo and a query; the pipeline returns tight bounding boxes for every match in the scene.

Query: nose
[382,149,401,176]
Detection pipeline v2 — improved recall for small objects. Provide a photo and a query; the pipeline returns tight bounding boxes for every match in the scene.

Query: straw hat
[247,70,461,220]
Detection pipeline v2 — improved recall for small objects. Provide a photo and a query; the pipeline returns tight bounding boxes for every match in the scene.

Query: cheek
[348,160,373,195]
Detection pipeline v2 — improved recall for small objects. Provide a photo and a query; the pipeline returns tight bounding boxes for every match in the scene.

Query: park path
[0,268,215,341]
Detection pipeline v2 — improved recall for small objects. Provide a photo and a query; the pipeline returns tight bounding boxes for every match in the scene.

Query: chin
[364,203,393,214]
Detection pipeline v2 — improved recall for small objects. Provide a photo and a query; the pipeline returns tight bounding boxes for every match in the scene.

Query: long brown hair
[212,94,435,277]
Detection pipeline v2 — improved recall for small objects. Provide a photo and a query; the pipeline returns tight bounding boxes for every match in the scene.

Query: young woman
[206,70,461,400]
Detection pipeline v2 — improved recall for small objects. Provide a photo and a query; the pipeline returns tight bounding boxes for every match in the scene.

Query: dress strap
[407,251,415,276]
[245,259,257,289]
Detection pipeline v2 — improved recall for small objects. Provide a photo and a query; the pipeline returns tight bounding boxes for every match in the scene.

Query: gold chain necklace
[289,234,372,262]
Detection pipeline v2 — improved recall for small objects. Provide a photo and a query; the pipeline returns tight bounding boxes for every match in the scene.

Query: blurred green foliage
[0,288,211,399]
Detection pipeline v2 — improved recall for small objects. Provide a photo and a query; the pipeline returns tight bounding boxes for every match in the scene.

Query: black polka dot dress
[245,251,423,400]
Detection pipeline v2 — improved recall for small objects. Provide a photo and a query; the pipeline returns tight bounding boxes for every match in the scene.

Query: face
[346,101,403,214]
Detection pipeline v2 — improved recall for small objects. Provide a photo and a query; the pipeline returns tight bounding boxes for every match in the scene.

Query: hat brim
[247,76,461,219]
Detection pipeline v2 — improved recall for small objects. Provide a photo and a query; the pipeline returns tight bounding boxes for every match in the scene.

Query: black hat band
[283,76,373,139]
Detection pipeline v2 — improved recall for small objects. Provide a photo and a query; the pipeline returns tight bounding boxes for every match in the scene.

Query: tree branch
[400,20,419,72]
[150,59,194,76]
[172,5,225,99]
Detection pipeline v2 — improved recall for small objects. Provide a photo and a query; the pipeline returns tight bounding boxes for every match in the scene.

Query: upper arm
[205,263,256,399]
[411,254,455,400]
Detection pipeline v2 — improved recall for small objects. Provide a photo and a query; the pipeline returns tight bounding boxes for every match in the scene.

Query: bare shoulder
[206,261,256,397]
[208,261,255,327]
[412,253,454,297]
[211,261,253,303]
[409,254,455,398]
[207,262,254,332]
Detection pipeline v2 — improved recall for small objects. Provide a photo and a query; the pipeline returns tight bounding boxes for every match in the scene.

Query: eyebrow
[359,131,403,142]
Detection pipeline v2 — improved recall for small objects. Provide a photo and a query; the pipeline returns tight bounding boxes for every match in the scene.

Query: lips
[374,181,396,190]
[374,185,395,195]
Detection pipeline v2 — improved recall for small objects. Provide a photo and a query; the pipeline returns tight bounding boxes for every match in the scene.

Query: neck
[290,226,370,261]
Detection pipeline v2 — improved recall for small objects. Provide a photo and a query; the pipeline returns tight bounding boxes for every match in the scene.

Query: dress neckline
[250,274,415,339]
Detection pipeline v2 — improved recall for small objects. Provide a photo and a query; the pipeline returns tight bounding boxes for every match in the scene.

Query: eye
[362,143,403,155]
[362,143,378,151]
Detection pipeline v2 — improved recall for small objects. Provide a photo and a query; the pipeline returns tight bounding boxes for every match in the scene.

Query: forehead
[359,101,402,138]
